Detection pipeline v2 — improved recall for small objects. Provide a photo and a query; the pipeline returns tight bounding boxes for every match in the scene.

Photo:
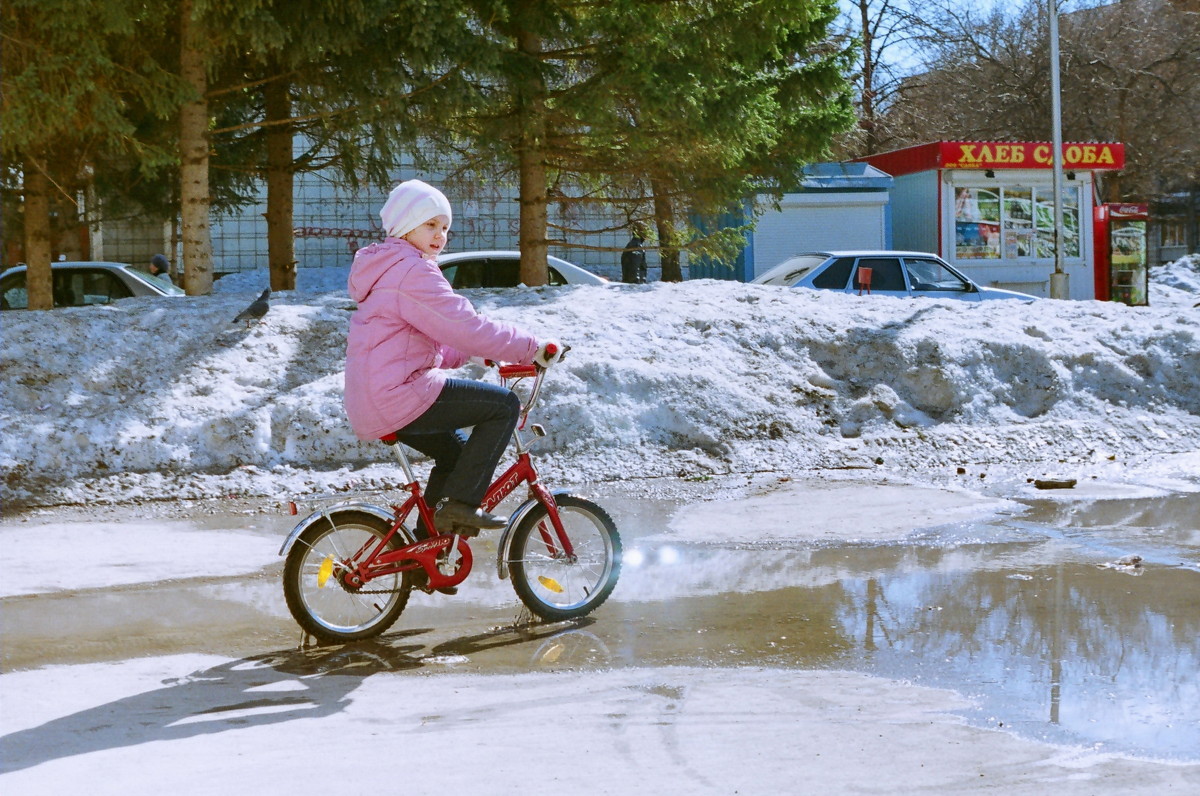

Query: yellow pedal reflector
[317,556,334,588]
[537,575,563,593]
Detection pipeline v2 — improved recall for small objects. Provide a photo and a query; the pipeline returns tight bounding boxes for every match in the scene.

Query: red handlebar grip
[544,343,558,357]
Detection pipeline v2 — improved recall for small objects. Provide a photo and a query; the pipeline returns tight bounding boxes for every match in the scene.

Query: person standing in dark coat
[149,254,173,284]
[621,227,647,284]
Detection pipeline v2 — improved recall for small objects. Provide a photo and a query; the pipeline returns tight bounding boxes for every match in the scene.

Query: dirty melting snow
[1,255,1198,507]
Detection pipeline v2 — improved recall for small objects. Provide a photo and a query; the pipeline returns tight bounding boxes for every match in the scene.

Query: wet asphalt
[2,481,1197,761]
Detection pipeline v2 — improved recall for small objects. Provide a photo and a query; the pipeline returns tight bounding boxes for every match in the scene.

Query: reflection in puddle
[610,490,1200,761]
[835,559,1199,760]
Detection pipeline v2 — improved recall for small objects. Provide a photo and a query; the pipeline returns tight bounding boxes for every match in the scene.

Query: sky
[2,257,1199,792]
[2,255,1198,509]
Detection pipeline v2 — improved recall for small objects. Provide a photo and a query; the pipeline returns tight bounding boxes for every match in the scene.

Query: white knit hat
[379,179,453,239]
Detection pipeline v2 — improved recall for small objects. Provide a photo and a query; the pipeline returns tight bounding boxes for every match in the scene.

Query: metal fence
[210,168,647,282]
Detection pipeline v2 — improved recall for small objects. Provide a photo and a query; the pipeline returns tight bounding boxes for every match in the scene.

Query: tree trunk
[23,161,53,310]
[515,29,548,287]
[264,76,296,291]
[858,0,879,155]
[650,177,682,282]
[179,0,214,295]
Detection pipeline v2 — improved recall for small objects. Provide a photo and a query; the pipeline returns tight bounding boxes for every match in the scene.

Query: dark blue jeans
[394,378,521,509]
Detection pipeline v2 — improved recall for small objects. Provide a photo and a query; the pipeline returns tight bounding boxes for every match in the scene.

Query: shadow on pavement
[0,618,602,774]
[0,630,432,773]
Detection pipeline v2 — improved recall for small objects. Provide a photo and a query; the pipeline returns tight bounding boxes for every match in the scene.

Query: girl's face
[403,214,450,257]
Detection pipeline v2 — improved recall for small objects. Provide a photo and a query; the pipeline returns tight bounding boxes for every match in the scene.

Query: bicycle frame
[282,363,576,593]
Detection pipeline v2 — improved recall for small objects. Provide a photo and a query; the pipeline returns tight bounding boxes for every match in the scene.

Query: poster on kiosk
[1093,204,1149,305]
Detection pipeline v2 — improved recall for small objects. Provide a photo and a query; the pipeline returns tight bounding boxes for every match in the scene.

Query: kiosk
[859,141,1126,299]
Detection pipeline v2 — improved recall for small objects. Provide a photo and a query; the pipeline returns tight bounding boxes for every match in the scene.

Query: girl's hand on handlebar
[469,356,496,368]
[534,341,567,368]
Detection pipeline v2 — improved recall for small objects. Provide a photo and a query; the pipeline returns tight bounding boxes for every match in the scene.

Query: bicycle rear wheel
[283,510,413,643]
[509,495,621,621]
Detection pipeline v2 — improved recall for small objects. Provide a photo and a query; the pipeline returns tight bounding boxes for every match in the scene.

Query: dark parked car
[751,250,1038,301]
[0,261,184,310]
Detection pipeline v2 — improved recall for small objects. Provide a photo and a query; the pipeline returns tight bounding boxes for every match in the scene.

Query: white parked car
[0,261,184,310]
[438,250,608,288]
[752,251,1038,301]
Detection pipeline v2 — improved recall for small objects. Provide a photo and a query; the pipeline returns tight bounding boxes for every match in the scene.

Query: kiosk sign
[939,141,1125,170]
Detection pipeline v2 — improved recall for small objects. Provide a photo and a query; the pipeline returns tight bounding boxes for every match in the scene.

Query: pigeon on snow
[233,289,271,326]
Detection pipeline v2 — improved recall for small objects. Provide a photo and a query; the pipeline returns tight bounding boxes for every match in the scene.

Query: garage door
[751,195,888,278]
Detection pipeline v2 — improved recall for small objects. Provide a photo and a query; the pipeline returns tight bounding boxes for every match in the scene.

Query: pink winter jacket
[343,238,540,440]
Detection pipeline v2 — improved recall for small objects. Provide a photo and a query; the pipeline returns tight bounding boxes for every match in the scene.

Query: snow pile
[3,259,1197,507]
[1150,253,1200,307]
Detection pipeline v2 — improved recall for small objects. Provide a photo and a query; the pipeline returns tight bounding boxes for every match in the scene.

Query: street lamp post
[1049,0,1069,299]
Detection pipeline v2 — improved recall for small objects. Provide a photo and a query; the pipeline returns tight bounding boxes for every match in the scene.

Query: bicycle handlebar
[496,344,569,431]
[496,343,570,381]
[498,363,538,379]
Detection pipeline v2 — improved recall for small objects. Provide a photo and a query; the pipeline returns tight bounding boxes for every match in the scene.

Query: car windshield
[132,270,185,295]
[905,258,970,292]
[754,255,829,286]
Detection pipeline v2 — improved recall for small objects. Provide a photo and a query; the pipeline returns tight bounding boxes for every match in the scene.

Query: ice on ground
[0,521,279,597]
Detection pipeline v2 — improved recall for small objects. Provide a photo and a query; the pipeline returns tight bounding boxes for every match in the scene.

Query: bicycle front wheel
[509,495,621,621]
[283,510,413,644]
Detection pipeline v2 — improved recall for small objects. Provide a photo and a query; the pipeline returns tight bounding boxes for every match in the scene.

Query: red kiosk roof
[859,141,1125,176]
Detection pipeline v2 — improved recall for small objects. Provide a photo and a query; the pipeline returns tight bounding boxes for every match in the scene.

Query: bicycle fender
[495,490,571,581]
[277,501,398,556]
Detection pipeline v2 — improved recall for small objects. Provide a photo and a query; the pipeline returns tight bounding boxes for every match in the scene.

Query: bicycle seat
[380,433,399,445]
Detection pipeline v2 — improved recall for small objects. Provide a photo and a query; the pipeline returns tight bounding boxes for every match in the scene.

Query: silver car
[0,261,184,310]
[438,250,608,288]
[752,250,1037,301]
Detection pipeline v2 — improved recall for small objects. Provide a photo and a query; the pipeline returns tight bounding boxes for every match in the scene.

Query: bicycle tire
[509,495,621,621]
[283,510,413,643]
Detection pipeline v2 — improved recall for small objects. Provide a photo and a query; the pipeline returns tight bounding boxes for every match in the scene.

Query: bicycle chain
[326,535,465,595]
[334,568,421,595]
[333,564,453,595]
[349,583,410,595]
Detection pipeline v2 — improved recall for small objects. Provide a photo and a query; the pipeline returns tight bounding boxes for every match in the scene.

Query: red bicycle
[279,357,621,644]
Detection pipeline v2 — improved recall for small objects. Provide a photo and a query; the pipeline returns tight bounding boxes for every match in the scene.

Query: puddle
[596,488,1200,761]
[828,556,1199,760]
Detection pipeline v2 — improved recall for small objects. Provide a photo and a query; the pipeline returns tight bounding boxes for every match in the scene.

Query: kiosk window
[954,186,1000,259]
[955,183,1080,261]
[1003,187,1034,258]
[1034,185,1080,258]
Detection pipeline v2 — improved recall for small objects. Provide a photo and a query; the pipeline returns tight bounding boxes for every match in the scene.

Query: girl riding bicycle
[344,179,562,534]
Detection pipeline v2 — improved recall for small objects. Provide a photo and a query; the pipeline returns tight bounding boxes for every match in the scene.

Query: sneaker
[435,499,508,532]
[409,568,458,596]
[419,516,478,539]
